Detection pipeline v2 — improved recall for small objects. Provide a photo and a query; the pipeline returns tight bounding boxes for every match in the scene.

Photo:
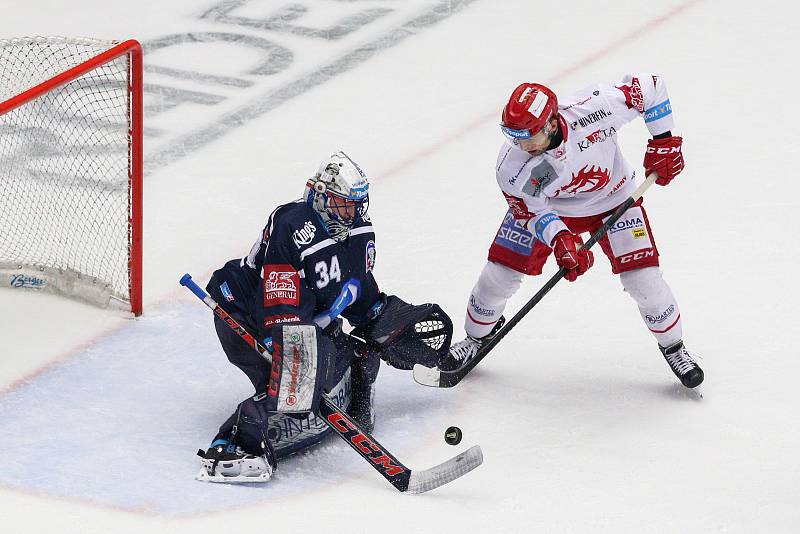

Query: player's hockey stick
[179,274,483,494]
[413,172,659,388]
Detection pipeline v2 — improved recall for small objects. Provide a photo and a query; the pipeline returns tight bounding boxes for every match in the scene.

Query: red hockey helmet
[500,83,558,145]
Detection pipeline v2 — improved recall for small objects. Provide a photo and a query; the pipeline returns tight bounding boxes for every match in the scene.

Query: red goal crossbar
[0,39,143,316]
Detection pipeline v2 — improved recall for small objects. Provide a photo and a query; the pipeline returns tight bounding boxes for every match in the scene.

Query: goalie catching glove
[351,294,453,370]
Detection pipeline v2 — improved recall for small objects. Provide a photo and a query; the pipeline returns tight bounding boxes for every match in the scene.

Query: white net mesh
[0,36,135,309]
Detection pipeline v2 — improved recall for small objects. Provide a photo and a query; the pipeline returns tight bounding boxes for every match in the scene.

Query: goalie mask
[305,151,369,242]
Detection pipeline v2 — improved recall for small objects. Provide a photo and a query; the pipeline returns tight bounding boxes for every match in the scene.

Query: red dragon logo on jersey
[558,165,611,195]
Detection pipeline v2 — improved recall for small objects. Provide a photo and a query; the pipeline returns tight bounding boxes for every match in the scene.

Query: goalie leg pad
[266,323,334,415]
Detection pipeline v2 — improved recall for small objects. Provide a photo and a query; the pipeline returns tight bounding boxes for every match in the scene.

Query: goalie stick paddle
[413,173,659,388]
[179,274,483,494]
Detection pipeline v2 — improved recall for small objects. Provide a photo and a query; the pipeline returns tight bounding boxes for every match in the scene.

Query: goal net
[0,36,142,315]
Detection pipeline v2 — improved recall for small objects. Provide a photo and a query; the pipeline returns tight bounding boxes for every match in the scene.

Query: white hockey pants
[465,262,682,346]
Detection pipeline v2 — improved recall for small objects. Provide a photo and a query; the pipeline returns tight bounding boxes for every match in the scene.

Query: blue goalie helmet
[305,151,369,241]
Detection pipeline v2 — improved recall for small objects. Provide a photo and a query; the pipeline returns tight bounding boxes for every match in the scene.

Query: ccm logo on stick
[326,412,405,476]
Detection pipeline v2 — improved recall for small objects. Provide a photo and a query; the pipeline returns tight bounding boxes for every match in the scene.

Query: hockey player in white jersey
[438,75,703,389]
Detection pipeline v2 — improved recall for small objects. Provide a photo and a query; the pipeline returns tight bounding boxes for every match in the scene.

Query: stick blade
[412,363,441,387]
[404,445,483,495]
[413,363,465,388]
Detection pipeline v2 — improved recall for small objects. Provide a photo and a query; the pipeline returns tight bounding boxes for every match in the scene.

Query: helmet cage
[317,185,369,224]
[306,152,369,241]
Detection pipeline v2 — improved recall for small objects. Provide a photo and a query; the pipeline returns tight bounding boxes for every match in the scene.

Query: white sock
[465,262,523,338]
[620,267,682,347]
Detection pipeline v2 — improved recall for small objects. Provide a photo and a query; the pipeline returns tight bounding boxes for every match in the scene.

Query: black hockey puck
[444,426,462,446]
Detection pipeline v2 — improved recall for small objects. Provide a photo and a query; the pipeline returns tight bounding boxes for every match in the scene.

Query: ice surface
[1,0,799,532]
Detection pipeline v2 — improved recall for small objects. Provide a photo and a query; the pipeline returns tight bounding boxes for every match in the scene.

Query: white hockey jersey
[495,73,675,246]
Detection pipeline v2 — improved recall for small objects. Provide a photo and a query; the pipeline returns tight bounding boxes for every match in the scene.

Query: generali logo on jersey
[263,264,300,306]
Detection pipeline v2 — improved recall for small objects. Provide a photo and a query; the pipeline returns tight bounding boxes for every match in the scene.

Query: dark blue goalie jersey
[213,200,381,340]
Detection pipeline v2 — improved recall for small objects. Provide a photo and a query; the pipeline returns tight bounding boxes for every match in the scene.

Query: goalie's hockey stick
[180,274,483,494]
[413,172,659,388]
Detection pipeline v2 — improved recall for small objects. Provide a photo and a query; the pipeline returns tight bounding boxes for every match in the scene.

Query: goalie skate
[195,441,273,484]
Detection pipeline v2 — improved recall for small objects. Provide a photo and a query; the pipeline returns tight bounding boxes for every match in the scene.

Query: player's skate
[438,317,506,372]
[659,340,704,389]
[196,439,274,483]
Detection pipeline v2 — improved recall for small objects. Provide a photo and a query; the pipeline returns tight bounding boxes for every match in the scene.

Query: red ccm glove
[552,231,594,282]
[644,135,684,186]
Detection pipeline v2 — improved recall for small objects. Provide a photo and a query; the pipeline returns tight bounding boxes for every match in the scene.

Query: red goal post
[0,37,143,316]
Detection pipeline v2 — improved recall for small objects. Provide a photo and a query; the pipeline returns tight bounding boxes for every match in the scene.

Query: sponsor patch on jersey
[495,211,535,255]
[264,314,301,328]
[533,212,561,243]
[365,240,376,273]
[562,95,592,110]
[570,108,612,131]
[605,205,656,262]
[522,160,557,197]
[609,214,645,236]
[263,264,300,306]
[576,126,617,152]
[220,281,234,302]
[644,99,672,123]
[292,220,317,248]
[605,173,630,198]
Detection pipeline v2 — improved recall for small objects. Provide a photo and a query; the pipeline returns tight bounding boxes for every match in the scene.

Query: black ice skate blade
[660,381,704,402]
